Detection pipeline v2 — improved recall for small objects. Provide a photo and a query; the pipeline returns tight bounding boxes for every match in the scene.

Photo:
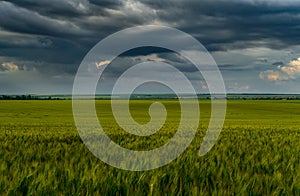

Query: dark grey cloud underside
[0,0,300,76]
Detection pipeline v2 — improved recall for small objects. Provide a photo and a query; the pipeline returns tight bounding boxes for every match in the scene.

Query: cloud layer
[0,62,19,72]
[260,57,300,81]
[1,0,300,93]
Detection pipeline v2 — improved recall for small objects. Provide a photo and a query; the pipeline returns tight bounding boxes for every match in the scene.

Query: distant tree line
[0,95,62,100]
[226,95,300,100]
[1,94,300,100]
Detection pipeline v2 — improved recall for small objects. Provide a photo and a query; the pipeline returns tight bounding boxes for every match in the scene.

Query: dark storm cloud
[2,0,93,17]
[0,1,89,37]
[140,0,300,50]
[120,47,171,57]
[1,0,300,78]
[272,61,284,66]
[89,0,123,8]
[218,64,260,72]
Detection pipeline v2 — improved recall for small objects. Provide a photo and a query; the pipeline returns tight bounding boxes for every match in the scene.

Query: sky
[1,0,300,94]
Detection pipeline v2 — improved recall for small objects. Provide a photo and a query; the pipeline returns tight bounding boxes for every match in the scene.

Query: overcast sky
[1,0,300,94]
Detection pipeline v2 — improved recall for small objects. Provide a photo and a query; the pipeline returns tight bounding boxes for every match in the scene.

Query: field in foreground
[0,100,300,195]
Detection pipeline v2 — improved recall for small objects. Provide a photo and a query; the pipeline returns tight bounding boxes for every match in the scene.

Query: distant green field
[1,100,300,194]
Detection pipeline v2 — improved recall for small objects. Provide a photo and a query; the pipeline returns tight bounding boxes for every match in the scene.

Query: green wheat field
[1,100,300,195]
